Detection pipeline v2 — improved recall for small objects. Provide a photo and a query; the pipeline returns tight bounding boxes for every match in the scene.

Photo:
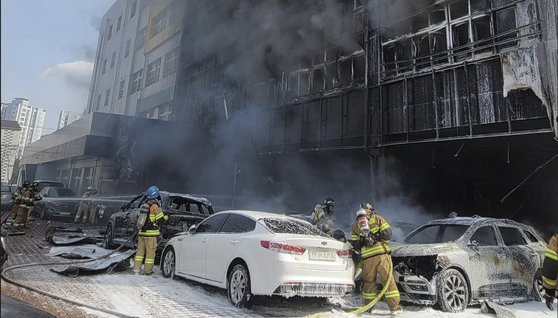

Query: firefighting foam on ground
[1,0,557,317]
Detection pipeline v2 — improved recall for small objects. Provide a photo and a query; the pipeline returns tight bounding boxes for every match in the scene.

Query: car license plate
[309,250,335,261]
[58,212,71,216]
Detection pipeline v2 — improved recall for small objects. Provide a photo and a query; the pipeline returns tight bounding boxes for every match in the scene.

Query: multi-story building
[57,111,83,130]
[1,98,46,158]
[25,0,558,229]
[86,0,184,121]
[1,120,22,183]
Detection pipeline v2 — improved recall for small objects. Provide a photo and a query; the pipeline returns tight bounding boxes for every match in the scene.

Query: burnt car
[33,180,65,191]
[34,189,133,222]
[391,216,546,312]
[102,191,214,259]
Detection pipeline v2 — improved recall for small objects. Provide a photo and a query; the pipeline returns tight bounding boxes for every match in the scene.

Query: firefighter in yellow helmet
[133,186,168,275]
[351,203,402,313]
[542,234,557,311]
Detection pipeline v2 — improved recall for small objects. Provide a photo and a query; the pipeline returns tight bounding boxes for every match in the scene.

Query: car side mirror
[188,224,197,234]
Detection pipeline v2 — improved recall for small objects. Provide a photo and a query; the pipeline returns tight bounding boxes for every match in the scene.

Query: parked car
[34,189,133,222]
[160,210,355,307]
[39,186,76,198]
[102,191,214,259]
[0,184,17,211]
[32,180,65,191]
[391,216,546,312]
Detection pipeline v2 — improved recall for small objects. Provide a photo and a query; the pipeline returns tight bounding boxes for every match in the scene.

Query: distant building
[1,98,46,158]
[57,111,83,129]
[86,0,184,121]
[1,120,22,183]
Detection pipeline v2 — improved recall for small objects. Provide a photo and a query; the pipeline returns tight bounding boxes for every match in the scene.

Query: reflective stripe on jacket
[351,214,391,259]
[542,234,558,291]
[138,201,168,237]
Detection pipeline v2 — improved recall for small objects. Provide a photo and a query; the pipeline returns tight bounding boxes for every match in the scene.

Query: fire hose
[350,254,394,315]
[1,229,140,318]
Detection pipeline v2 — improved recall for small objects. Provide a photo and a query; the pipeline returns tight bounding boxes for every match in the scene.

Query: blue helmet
[146,185,159,199]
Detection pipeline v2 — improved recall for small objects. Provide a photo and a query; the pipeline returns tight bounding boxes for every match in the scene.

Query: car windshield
[261,218,327,237]
[52,188,76,197]
[405,224,469,244]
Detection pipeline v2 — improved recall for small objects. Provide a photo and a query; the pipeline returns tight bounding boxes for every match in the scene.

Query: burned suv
[391,216,546,312]
[102,191,213,260]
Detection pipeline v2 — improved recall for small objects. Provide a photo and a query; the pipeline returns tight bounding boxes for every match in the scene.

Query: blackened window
[196,214,228,233]
[220,214,256,233]
[499,227,527,246]
[470,226,498,246]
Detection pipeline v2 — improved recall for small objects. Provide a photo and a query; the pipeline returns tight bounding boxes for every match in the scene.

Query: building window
[104,89,110,107]
[163,48,178,78]
[116,15,122,32]
[129,68,143,95]
[96,94,102,110]
[130,0,137,19]
[107,24,113,40]
[110,51,116,69]
[124,38,131,58]
[118,79,125,99]
[149,8,168,39]
[102,58,107,74]
[145,58,162,87]
[135,27,147,51]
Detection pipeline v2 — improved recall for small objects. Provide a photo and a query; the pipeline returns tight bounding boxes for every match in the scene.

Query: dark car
[34,189,134,222]
[391,216,546,312]
[32,180,65,191]
[103,191,214,259]
[1,184,17,211]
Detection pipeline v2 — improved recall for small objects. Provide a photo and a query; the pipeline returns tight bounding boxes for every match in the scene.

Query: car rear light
[260,240,306,255]
[336,249,352,258]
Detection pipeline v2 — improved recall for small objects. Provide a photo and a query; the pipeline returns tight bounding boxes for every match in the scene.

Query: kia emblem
[321,241,327,246]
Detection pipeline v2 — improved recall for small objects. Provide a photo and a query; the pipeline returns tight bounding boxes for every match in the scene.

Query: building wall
[57,111,83,130]
[1,123,21,183]
[87,0,183,121]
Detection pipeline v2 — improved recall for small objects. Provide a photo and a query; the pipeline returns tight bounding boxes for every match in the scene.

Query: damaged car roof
[428,216,527,227]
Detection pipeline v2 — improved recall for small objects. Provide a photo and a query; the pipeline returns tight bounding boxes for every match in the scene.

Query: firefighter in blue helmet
[133,186,168,275]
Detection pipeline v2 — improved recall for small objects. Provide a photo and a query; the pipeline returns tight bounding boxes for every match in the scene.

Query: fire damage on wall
[120,0,558,232]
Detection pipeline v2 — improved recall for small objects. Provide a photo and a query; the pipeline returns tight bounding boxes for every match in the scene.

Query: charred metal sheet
[48,245,112,259]
[45,225,102,245]
[49,235,98,246]
[51,249,135,277]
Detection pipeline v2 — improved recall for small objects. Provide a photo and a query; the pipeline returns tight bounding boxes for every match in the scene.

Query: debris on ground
[50,249,135,277]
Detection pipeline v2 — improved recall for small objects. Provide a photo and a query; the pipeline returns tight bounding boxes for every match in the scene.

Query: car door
[205,214,256,284]
[119,195,145,238]
[466,225,511,299]
[497,226,535,298]
[178,213,228,280]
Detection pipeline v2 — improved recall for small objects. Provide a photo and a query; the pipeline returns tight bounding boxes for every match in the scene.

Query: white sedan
[160,210,355,307]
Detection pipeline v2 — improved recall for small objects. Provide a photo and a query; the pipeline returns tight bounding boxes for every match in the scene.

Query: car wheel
[102,223,115,249]
[532,269,544,302]
[161,247,175,279]
[437,268,469,312]
[227,263,253,308]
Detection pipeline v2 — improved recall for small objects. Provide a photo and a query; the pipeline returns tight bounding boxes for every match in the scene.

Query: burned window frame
[380,0,533,78]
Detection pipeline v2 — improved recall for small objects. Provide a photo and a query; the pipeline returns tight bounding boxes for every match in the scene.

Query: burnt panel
[383,44,396,77]
[300,72,310,95]
[353,54,365,81]
[323,96,343,146]
[436,70,456,128]
[397,38,413,73]
[345,90,365,143]
[312,68,325,93]
[452,22,471,61]
[429,6,446,24]
[430,29,448,65]
[473,16,492,53]
[414,34,430,70]
[325,62,338,89]
[506,89,547,120]
[270,108,285,147]
[495,6,518,50]
[301,100,322,148]
[339,58,353,84]
[409,75,435,131]
[471,0,491,13]
[285,104,302,147]
[450,0,469,20]
[383,82,405,134]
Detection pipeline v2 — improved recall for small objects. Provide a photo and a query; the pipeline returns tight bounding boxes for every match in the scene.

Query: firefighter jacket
[311,204,333,229]
[351,213,392,259]
[542,234,558,295]
[81,190,97,207]
[14,189,40,207]
[138,199,168,237]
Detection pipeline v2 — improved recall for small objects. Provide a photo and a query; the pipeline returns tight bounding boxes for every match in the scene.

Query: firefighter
[351,203,402,314]
[11,181,33,231]
[311,197,335,233]
[74,186,97,224]
[133,186,168,275]
[26,182,42,224]
[542,234,557,311]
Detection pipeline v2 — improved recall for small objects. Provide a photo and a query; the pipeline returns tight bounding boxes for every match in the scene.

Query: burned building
[167,0,557,229]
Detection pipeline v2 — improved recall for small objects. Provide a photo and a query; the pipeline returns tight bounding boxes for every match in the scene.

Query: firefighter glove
[544,293,555,311]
